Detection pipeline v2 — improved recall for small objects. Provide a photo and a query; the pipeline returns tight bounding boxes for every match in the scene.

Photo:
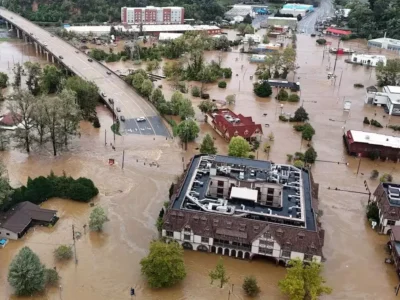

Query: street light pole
[112,102,115,143]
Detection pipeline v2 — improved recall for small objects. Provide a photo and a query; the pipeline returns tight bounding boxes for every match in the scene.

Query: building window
[6,233,9,236]
[263,232,272,239]
[282,250,291,258]
[259,247,273,255]
[201,237,209,243]
[260,240,274,248]
[184,234,191,241]
[217,187,224,195]
[388,220,396,226]
[304,254,314,261]
[166,231,173,237]
[218,180,224,187]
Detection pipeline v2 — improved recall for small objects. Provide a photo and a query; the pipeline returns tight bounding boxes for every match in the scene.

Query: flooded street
[1,30,400,299]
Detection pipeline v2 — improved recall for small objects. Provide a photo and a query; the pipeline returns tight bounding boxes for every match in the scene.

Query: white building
[243,34,262,44]
[365,86,400,115]
[349,53,387,67]
[225,5,255,20]
[121,6,184,25]
[368,36,400,52]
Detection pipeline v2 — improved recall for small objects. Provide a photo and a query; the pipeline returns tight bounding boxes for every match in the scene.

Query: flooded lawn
[0,32,399,299]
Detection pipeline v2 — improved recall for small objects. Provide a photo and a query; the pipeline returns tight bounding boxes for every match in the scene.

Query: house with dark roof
[205,109,263,142]
[373,183,400,234]
[0,202,58,240]
[388,226,400,277]
[162,154,325,263]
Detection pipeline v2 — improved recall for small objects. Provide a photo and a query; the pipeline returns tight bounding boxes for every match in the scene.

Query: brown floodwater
[1,31,400,299]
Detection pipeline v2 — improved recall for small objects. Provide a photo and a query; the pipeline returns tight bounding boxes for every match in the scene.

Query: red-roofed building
[326,27,352,37]
[205,109,263,142]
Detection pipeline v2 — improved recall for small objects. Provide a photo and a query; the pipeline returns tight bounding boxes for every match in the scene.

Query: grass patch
[111,122,122,136]
[166,118,179,137]
[0,37,10,41]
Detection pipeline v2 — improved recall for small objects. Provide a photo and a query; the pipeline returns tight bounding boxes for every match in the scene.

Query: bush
[222,68,232,79]
[304,147,317,164]
[354,83,364,88]
[2,173,99,211]
[287,154,293,162]
[293,160,305,168]
[45,268,59,286]
[54,245,73,261]
[288,94,300,102]
[363,117,370,125]
[243,276,261,297]
[92,116,101,128]
[302,124,315,140]
[248,154,255,159]
[370,170,379,179]
[380,173,393,182]
[316,39,326,45]
[389,125,400,131]
[366,202,379,223]
[191,86,201,97]
[279,115,289,122]
[218,81,227,88]
[370,119,383,128]
[277,89,289,101]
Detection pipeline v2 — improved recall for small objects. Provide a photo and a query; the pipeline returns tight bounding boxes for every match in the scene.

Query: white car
[136,117,146,122]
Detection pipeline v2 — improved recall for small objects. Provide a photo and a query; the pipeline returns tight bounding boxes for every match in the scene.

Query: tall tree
[209,258,229,288]
[200,134,217,154]
[376,58,400,87]
[24,62,42,95]
[242,275,261,297]
[8,247,46,296]
[228,136,251,158]
[0,130,10,151]
[177,119,200,150]
[140,241,186,288]
[12,63,22,90]
[31,98,48,146]
[65,76,99,119]
[279,259,332,300]
[0,72,9,88]
[0,162,12,208]
[40,65,63,94]
[57,89,81,147]
[8,90,35,153]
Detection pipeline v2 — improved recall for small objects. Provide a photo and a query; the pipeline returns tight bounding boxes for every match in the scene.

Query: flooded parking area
[0,28,400,299]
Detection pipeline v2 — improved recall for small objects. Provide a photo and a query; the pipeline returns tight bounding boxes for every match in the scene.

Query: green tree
[292,107,309,122]
[8,247,45,296]
[24,62,42,95]
[178,98,195,120]
[40,65,63,94]
[366,201,379,223]
[293,160,305,168]
[304,147,317,164]
[177,119,199,149]
[380,173,393,182]
[89,206,109,231]
[263,34,270,44]
[243,275,261,297]
[65,76,99,119]
[163,60,184,79]
[200,134,217,154]
[253,81,272,97]
[191,85,201,97]
[54,245,73,261]
[279,259,332,300]
[150,88,165,106]
[376,59,400,87]
[214,35,230,51]
[0,162,12,207]
[140,240,186,288]
[12,63,22,90]
[347,2,375,37]
[209,257,229,288]
[141,79,153,97]
[198,100,217,114]
[243,14,253,24]
[301,124,315,141]
[277,89,289,101]
[244,24,255,35]
[237,23,247,35]
[45,268,59,286]
[0,72,9,88]
[228,136,251,158]
[289,94,300,102]
[0,130,10,151]
[132,73,145,90]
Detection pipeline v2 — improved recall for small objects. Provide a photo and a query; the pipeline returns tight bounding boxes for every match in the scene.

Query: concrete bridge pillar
[46,51,49,62]
[52,55,55,63]
[5,21,8,29]
[10,23,13,30]
[34,42,38,54]
[16,28,20,39]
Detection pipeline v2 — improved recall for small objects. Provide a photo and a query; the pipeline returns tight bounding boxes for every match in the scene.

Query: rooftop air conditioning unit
[365,135,370,140]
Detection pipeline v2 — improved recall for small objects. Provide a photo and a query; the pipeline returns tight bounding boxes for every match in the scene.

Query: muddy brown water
[0,33,400,299]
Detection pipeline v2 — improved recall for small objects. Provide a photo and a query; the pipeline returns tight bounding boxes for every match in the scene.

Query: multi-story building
[373,183,400,234]
[162,154,325,264]
[121,6,184,25]
[387,226,400,277]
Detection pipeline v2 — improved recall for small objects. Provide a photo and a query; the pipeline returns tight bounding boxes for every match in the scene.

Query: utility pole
[332,38,340,75]
[104,129,107,146]
[356,155,362,176]
[122,150,125,169]
[72,225,78,265]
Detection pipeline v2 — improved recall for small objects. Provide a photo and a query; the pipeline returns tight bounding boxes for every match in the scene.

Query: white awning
[230,187,258,202]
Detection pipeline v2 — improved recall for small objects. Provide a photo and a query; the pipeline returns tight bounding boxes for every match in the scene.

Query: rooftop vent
[365,135,370,140]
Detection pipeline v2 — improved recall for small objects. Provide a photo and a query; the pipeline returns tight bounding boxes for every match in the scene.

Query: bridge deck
[0,8,170,137]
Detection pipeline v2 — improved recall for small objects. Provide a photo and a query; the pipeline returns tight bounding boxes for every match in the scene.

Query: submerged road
[297,0,335,34]
[0,8,170,137]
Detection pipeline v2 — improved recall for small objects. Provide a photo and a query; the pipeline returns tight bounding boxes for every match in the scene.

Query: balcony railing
[213,241,251,251]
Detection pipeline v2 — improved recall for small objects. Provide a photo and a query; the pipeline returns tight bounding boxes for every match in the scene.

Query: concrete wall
[0,227,18,240]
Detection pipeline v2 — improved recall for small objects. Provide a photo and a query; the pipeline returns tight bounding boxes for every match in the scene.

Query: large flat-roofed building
[373,183,400,234]
[162,154,325,263]
[368,37,400,52]
[365,85,400,115]
[343,130,400,161]
[121,6,184,25]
